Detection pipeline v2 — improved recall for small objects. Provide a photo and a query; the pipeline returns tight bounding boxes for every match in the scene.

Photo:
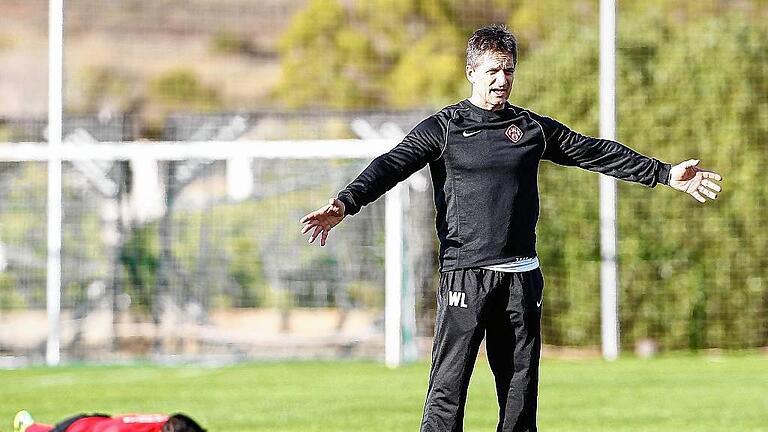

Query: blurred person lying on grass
[13,410,205,432]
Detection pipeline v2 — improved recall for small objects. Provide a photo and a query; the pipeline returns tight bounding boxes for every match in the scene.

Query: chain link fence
[1,0,766,364]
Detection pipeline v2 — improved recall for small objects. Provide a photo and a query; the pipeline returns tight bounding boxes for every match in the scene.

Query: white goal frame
[0,139,419,368]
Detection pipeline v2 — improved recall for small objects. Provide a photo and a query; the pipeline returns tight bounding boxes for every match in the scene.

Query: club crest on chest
[505,124,523,143]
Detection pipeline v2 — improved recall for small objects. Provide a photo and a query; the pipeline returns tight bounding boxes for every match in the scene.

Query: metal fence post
[46,0,64,366]
[600,0,620,361]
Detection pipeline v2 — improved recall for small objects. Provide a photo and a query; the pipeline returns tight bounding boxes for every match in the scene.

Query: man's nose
[492,70,507,84]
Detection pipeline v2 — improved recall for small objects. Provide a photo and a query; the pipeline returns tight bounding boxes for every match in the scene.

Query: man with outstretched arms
[300,24,722,432]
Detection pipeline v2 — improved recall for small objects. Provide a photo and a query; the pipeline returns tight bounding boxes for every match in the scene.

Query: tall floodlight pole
[599,0,620,361]
[46,0,64,366]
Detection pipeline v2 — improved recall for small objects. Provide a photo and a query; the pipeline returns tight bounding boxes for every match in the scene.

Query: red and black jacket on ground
[27,414,169,432]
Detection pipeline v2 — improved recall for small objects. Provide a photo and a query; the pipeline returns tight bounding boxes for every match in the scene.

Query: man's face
[466,51,515,111]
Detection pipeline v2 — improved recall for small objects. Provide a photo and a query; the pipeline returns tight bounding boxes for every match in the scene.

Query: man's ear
[466,64,475,83]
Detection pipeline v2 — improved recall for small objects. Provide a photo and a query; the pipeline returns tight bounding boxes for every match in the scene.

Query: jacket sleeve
[538,114,671,187]
[337,116,444,216]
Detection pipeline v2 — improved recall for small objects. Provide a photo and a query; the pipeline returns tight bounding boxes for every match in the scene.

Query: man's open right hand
[299,198,346,246]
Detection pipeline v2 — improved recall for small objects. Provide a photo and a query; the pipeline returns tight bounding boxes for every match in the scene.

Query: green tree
[277,0,521,109]
[228,235,265,308]
[615,14,768,349]
[120,226,158,312]
[149,68,221,111]
[276,1,768,349]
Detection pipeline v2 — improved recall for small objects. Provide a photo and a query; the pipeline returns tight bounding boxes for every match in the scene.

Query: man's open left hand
[668,159,722,203]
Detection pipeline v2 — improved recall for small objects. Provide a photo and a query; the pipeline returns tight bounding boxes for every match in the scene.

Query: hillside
[0,0,308,118]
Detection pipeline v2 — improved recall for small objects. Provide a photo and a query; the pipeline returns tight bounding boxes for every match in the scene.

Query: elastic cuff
[657,162,672,186]
[336,193,358,216]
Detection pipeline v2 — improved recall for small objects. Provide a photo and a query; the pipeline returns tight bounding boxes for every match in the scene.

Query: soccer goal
[0,135,433,367]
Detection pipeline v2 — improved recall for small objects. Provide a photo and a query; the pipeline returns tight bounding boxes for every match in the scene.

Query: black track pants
[420,268,544,432]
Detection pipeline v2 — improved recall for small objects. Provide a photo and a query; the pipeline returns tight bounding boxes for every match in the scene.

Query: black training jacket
[337,99,671,271]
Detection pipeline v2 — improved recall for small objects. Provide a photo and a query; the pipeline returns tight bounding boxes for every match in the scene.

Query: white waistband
[481,256,539,273]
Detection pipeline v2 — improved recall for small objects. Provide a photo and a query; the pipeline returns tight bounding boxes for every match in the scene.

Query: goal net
[0,113,438,365]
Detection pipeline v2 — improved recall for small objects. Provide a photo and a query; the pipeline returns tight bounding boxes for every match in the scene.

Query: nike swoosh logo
[462,130,481,137]
[536,297,543,308]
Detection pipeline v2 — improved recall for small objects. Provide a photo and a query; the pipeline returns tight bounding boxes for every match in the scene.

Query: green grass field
[1,354,766,431]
